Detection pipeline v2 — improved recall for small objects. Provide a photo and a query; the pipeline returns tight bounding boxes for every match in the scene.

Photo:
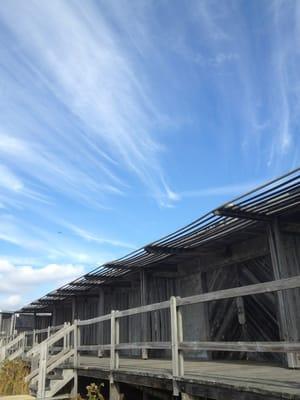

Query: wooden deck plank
[76,356,300,398]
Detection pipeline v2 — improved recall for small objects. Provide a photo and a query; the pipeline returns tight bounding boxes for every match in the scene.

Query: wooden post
[98,287,105,357]
[9,313,15,336]
[63,322,68,350]
[177,302,184,377]
[109,381,122,400]
[268,220,299,367]
[72,297,77,322]
[33,311,37,330]
[115,313,120,370]
[0,313,3,335]
[73,320,79,397]
[52,304,57,327]
[170,296,180,396]
[37,341,48,399]
[140,271,148,359]
[33,329,36,347]
[21,332,26,355]
[110,311,116,371]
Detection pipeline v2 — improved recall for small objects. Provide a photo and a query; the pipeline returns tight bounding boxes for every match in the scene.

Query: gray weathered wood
[179,341,300,352]
[116,300,170,318]
[140,271,148,359]
[110,310,116,371]
[177,275,300,307]
[98,287,105,357]
[79,344,111,351]
[177,305,184,376]
[268,220,299,367]
[170,296,179,396]
[77,313,111,326]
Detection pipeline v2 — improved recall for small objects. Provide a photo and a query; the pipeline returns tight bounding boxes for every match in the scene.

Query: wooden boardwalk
[76,356,300,399]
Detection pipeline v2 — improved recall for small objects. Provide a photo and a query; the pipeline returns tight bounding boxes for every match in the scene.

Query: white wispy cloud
[180,182,258,198]
[0,214,119,268]
[170,1,300,172]
[0,164,23,192]
[62,222,136,250]
[0,260,85,310]
[0,0,178,208]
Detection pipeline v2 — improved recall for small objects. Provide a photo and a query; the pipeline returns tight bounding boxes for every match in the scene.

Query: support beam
[52,305,57,327]
[109,381,123,400]
[71,297,77,322]
[10,313,16,336]
[98,287,105,357]
[140,271,148,359]
[145,244,207,256]
[33,312,37,330]
[214,207,271,222]
[268,219,299,368]
[83,276,132,284]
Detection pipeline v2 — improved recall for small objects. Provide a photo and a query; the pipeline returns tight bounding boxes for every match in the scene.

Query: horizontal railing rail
[72,275,300,395]
[5,274,300,397]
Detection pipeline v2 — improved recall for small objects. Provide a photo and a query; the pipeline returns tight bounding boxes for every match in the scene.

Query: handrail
[27,323,72,357]
[26,323,76,399]
[177,275,300,306]
[18,274,300,397]
[60,275,300,328]
[0,332,26,362]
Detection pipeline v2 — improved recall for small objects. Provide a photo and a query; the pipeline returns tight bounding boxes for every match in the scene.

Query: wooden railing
[26,322,76,399]
[74,275,300,395]
[0,332,26,362]
[2,275,300,397]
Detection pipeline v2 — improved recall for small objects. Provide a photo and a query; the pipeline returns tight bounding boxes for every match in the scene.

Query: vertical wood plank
[177,303,184,376]
[52,304,57,327]
[110,310,116,371]
[72,297,77,322]
[98,288,105,357]
[268,220,298,367]
[73,320,79,396]
[115,314,120,370]
[140,271,148,359]
[37,341,47,399]
[170,296,179,396]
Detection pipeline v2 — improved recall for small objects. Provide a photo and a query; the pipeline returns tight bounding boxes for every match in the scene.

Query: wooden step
[46,373,63,380]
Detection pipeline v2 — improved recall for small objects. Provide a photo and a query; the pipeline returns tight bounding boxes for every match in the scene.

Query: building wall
[50,231,300,365]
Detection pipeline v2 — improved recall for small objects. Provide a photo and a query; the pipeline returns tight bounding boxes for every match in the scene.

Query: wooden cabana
[20,168,300,365]
[14,168,300,399]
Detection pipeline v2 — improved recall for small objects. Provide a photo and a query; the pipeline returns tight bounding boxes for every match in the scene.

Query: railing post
[63,322,69,350]
[110,311,116,372]
[170,296,184,396]
[115,312,120,370]
[33,329,36,346]
[21,332,26,355]
[177,300,184,377]
[73,320,79,397]
[37,341,48,399]
[110,311,119,371]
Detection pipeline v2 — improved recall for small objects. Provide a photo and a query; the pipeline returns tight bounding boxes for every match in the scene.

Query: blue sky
[0,0,299,310]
